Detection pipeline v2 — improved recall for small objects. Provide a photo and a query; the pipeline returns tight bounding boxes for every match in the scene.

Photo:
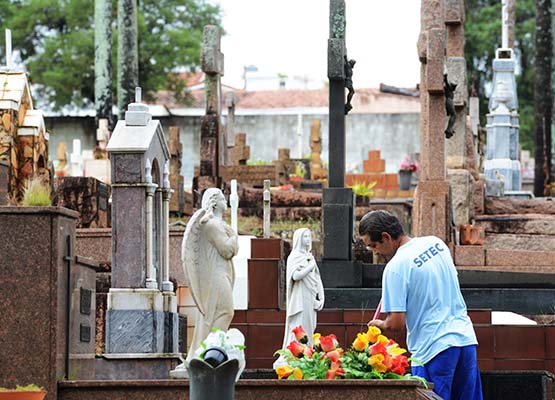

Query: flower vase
[398,170,412,191]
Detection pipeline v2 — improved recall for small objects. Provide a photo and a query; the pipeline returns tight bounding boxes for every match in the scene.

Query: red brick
[385,174,399,190]
[494,359,546,371]
[486,249,555,267]
[468,309,492,324]
[343,309,375,324]
[246,310,285,323]
[455,245,485,266]
[231,310,247,324]
[368,150,381,160]
[250,238,283,259]
[248,259,279,309]
[546,327,555,358]
[318,310,343,324]
[247,325,284,358]
[475,326,494,359]
[363,158,385,173]
[494,326,546,359]
[478,359,495,371]
[547,360,555,375]
[246,358,275,369]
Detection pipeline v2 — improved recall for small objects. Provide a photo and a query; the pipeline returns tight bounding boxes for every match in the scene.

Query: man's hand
[367,319,385,329]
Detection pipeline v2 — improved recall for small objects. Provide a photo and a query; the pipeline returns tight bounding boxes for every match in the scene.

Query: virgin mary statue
[274,228,324,368]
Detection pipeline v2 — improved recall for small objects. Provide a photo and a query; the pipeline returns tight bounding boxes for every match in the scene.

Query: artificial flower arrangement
[274,325,426,384]
[399,155,418,173]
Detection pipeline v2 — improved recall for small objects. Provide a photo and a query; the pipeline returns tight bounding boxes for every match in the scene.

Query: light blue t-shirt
[381,236,477,365]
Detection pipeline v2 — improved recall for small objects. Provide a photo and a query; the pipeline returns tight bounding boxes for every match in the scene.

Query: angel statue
[273,228,324,369]
[181,188,239,364]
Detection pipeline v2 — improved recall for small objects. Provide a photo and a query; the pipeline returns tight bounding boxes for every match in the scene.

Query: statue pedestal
[106,288,178,353]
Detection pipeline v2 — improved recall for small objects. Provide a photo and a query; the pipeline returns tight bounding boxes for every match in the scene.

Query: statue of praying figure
[344,56,356,115]
[274,228,324,368]
[444,73,457,139]
[181,188,239,364]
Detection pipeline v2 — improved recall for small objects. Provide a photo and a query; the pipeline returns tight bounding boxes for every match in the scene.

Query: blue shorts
[411,345,483,400]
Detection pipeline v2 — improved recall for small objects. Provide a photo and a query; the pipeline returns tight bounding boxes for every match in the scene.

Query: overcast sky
[214,0,422,90]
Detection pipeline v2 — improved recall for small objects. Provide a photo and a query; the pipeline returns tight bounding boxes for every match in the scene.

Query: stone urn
[398,170,412,191]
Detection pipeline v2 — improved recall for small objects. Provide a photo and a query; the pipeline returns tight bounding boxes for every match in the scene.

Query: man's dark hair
[359,210,404,242]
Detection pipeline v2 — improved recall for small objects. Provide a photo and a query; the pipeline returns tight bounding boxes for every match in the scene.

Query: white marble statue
[182,188,239,363]
[274,228,324,368]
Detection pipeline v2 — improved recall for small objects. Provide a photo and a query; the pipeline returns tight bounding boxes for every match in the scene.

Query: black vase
[203,347,228,367]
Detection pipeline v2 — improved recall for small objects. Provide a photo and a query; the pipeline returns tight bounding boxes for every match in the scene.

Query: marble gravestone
[105,88,178,354]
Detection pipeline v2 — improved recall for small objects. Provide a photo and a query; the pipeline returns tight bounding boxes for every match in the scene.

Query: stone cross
[230,133,250,165]
[263,179,271,238]
[296,114,303,159]
[328,0,347,187]
[95,0,113,127]
[501,0,509,48]
[5,29,12,68]
[71,139,84,176]
[225,92,236,166]
[194,25,224,205]
[117,0,139,120]
[230,179,239,233]
[321,0,355,263]
[413,0,450,241]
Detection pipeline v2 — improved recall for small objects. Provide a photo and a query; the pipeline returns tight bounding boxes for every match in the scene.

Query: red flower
[389,355,410,375]
[320,334,339,352]
[325,367,345,380]
[292,326,308,344]
[287,340,305,358]
[303,346,314,358]
[369,341,388,357]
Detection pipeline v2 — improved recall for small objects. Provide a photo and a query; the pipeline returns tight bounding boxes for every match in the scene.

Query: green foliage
[0,384,44,391]
[0,0,222,109]
[465,0,536,151]
[275,349,330,380]
[349,181,376,198]
[22,177,52,206]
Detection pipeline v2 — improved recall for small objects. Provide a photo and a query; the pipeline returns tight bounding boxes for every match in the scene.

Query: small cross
[135,87,142,103]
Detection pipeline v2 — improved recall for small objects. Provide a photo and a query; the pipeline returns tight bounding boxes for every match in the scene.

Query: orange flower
[369,353,388,373]
[276,365,294,379]
[369,341,388,357]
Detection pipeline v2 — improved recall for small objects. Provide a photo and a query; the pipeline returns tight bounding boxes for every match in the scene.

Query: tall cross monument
[319,0,356,287]
[192,25,224,206]
[413,0,451,242]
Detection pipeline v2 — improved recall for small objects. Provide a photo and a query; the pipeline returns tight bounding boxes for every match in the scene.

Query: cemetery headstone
[105,87,177,354]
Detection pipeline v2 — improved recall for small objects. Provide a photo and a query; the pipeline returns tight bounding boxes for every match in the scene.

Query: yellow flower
[376,334,389,345]
[352,332,369,351]
[366,326,382,343]
[387,342,407,356]
[313,333,321,346]
[293,367,304,380]
[369,353,388,373]
[276,365,294,379]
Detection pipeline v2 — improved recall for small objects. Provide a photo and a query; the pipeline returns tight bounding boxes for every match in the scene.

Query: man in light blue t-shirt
[360,210,482,400]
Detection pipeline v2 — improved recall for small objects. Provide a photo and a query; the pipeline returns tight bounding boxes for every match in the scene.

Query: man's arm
[368,312,405,331]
